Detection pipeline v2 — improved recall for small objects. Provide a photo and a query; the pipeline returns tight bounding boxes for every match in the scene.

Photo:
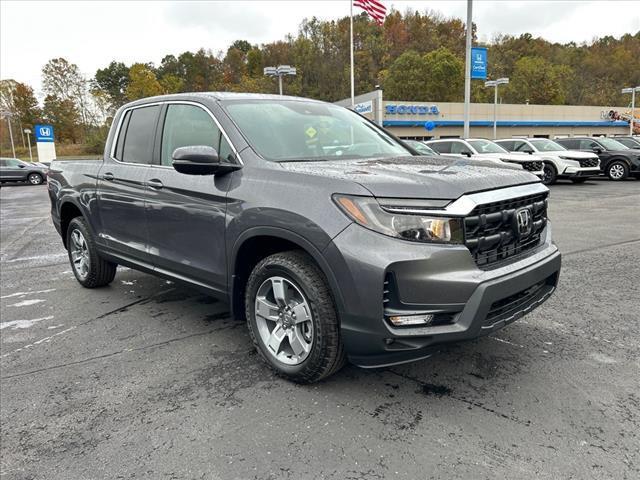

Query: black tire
[27,172,44,185]
[245,250,345,383]
[541,163,557,185]
[606,161,629,181]
[571,177,588,184]
[66,217,117,288]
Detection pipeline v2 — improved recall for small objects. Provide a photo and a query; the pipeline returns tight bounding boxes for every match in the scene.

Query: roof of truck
[126,92,324,105]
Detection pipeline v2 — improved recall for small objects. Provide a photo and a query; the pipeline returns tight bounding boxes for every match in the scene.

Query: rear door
[144,102,236,292]
[96,104,160,264]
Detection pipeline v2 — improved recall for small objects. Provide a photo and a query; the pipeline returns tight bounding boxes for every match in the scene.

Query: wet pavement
[1,178,639,479]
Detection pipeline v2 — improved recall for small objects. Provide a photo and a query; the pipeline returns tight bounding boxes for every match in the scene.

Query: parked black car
[613,136,640,149]
[555,137,640,180]
[0,158,48,185]
[48,93,560,383]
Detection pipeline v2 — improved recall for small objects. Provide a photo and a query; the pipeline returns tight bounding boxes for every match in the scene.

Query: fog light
[388,314,434,327]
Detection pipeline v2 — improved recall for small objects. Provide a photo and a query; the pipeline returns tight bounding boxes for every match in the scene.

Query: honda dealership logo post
[515,208,533,238]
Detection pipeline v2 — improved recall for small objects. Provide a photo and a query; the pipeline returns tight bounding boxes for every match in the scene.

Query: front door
[144,103,235,292]
[0,159,26,181]
[96,104,161,263]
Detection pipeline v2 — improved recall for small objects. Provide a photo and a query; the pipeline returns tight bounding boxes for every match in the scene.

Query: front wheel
[66,217,117,288]
[607,161,629,181]
[28,173,43,185]
[541,163,557,185]
[245,251,345,383]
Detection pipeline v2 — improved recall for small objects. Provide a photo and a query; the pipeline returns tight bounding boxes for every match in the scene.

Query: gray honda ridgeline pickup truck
[48,93,561,383]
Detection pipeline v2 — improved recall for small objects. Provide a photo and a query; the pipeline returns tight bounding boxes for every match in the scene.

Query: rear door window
[450,142,472,155]
[429,141,452,154]
[120,105,161,164]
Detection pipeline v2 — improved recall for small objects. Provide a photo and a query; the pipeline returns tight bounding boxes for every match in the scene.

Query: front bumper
[561,166,600,177]
[324,222,561,368]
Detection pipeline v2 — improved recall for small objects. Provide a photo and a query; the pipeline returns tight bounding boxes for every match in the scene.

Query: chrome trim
[108,100,243,166]
[381,183,548,217]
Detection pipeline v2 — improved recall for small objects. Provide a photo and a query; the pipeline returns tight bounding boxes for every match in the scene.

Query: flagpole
[350,0,355,107]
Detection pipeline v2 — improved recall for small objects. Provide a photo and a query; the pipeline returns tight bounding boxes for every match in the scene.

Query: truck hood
[279,156,539,199]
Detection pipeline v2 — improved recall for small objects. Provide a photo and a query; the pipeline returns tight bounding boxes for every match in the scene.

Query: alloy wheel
[254,276,314,365]
[28,173,43,185]
[70,229,90,279]
[609,164,625,180]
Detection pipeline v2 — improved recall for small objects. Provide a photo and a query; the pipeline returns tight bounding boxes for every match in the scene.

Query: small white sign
[354,100,373,115]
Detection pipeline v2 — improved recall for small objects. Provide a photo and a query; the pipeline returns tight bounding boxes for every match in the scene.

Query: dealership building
[337,90,633,140]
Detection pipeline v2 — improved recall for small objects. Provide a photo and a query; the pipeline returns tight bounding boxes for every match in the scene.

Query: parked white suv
[495,138,600,185]
[425,138,544,178]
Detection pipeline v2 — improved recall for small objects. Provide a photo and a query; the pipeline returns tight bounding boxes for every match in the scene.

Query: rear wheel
[28,173,43,185]
[245,251,345,383]
[541,163,557,185]
[607,161,629,181]
[66,217,117,288]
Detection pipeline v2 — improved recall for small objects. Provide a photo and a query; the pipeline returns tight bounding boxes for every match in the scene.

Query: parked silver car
[0,158,48,185]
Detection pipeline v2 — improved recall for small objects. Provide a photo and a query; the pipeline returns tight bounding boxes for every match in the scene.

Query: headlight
[333,195,463,243]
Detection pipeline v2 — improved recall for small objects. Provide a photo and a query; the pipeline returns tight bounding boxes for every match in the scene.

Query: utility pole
[463,0,473,138]
[1,111,16,158]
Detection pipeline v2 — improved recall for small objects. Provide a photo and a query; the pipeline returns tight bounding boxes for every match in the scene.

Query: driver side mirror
[462,151,472,158]
[18,164,26,168]
[592,146,603,154]
[524,149,534,155]
[172,145,239,175]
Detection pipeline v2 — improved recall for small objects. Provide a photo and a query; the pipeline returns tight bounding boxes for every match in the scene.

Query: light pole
[484,78,509,140]
[264,65,297,95]
[24,128,33,162]
[0,111,16,158]
[621,86,640,136]
[463,0,473,138]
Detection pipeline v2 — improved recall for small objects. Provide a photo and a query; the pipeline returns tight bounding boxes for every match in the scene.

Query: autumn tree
[125,63,162,101]
[505,56,572,105]
[94,61,130,109]
[42,95,81,143]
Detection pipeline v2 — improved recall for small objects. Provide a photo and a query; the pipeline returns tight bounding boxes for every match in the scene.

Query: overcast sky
[1,0,639,97]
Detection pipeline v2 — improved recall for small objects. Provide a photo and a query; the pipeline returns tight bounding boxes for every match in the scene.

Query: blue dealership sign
[34,124,55,142]
[471,47,487,80]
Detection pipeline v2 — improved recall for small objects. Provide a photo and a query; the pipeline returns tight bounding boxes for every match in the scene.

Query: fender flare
[229,226,346,319]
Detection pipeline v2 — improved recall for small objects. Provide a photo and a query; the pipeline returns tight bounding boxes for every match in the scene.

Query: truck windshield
[529,139,567,152]
[222,100,409,161]
[467,139,507,154]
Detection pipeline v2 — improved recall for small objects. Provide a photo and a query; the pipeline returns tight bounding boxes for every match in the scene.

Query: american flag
[353,0,387,26]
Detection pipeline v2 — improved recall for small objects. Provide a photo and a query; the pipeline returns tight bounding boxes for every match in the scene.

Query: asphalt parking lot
[1,178,639,480]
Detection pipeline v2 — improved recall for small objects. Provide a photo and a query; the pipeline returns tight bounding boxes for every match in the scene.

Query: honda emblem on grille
[514,208,533,238]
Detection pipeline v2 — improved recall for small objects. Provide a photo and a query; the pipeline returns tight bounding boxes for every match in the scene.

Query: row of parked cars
[404,135,640,185]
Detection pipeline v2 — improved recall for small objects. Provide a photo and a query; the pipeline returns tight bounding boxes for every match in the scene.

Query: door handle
[147,178,164,189]
[103,172,115,181]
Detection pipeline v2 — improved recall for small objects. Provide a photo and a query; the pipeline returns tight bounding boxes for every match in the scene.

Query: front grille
[463,192,548,268]
[578,157,599,168]
[522,161,543,172]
